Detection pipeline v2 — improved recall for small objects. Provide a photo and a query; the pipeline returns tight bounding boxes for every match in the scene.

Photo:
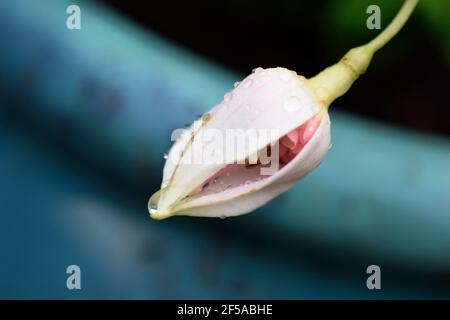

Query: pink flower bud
[149,67,330,219]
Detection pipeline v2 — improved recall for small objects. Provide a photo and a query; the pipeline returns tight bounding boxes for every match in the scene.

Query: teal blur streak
[0,0,449,298]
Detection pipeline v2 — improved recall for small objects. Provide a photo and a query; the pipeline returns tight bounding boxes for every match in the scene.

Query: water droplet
[213,178,218,184]
[262,72,271,82]
[163,153,168,159]
[234,81,240,88]
[224,92,232,102]
[243,79,253,88]
[232,93,242,105]
[316,87,329,101]
[149,204,158,215]
[252,67,264,74]
[148,190,161,216]
[279,69,292,82]
[283,96,302,113]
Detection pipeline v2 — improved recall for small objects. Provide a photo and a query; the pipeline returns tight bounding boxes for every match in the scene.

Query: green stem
[307,0,418,107]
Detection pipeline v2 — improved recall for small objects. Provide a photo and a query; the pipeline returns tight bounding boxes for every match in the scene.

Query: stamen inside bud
[280,112,322,164]
[187,112,323,199]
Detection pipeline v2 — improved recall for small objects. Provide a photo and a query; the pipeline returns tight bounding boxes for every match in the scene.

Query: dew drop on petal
[283,96,302,113]
[163,153,168,159]
[316,87,329,101]
[149,204,158,215]
[224,92,232,102]
[262,74,271,82]
[279,69,292,82]
[243,79,253,88]
[148,191,160,216]
[230,94,243,108]
[252,67,264,74]
[234,81,240,88]
[301,117,321,144]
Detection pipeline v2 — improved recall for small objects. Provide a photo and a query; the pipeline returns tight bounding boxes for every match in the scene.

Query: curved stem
[307,0,418,108]
[367,0,418,53]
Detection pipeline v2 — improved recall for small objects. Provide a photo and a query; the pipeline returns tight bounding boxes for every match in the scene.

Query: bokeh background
[0,0,449,299]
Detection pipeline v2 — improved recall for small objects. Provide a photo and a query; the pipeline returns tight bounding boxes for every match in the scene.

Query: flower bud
[149,67,330,219]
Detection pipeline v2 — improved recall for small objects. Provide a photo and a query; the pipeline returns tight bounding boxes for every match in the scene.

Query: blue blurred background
[0,0,449,299]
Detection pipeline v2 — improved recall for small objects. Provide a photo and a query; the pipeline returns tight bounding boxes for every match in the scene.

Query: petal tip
[148,189,175,220]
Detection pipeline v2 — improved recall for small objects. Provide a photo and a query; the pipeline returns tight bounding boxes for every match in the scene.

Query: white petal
[171,112,331,217]
[152,68,325,219]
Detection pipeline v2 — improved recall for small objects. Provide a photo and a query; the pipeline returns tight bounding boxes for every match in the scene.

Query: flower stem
[307,0,418,108]
[366,0,418,52]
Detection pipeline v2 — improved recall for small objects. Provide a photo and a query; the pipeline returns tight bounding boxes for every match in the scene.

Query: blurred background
[0,0,449,299]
